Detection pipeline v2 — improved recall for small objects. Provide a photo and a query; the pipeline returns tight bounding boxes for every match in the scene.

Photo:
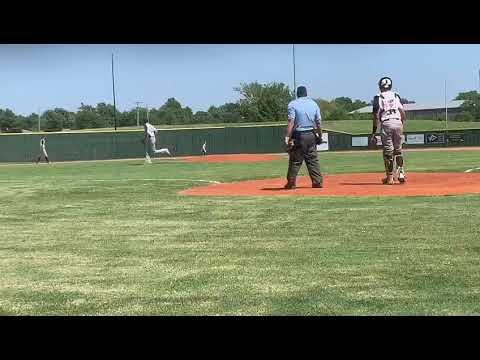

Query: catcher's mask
[378,77,393,91]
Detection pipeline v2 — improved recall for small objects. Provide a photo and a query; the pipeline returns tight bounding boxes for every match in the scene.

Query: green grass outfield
[1,150,480,315]
[15,119,480,135]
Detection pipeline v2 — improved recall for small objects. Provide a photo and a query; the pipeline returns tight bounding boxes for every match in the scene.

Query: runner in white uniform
[201,140,207,156]
[143,120,172,163]
[36,136,50,164]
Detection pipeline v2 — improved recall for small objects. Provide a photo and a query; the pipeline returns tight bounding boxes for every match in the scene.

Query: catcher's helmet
[378,77,393,91]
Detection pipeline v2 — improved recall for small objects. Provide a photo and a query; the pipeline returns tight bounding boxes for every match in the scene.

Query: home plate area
[180,172,480,197]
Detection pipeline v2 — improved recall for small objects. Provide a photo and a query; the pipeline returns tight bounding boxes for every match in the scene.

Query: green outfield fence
[1,125,480,162]
[0,125,288,162]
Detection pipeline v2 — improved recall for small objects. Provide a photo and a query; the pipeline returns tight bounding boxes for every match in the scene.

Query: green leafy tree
[235,82,294,122]
[13,115,27,130]
[119,109,138,127]
[315,97,369,120]
[153,98,193,125]
[74,104,99,129]
[0,109,17,129]
[162,98,182,111]
[18,113,39,131]
[95,103,116,128]
[333,97,354,111]
[455,91,480,120]
[193,111,214,124]
[351,99,369,111]
[43,110,65,130]
[455,91,479,101]
[207,106,222,123]
[52,108,74,129]
[456,111,475,122]
[216,102,243,123]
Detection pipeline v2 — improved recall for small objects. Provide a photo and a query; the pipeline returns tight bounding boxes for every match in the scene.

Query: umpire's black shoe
[312,183,323,188]
[283,183,296,190]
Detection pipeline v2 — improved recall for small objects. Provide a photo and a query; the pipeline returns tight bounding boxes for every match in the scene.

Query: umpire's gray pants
[286,131,322,185]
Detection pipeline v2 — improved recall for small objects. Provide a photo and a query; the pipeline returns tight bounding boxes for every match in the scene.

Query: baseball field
[1,148,480,315]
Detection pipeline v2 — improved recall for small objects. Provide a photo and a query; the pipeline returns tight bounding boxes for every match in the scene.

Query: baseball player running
[371,77,407,185]
[36,136,50,164]
[143,120,172,163]
[201,140,207,156]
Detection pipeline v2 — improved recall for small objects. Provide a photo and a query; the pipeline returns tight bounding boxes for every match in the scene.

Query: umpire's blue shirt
[288,97,322,131]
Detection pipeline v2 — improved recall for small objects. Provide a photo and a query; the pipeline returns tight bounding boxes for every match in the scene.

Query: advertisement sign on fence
[352,136,369,147]
[447,134,465,144]
[425,133,445,144]
[406,134,425,145]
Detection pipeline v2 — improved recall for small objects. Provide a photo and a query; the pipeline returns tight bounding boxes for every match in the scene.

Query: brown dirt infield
[182,154,282,163]
[180,172,480,197]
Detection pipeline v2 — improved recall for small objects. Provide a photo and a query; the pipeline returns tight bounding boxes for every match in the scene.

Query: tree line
[454,91,480,122]
[0,81,423,132]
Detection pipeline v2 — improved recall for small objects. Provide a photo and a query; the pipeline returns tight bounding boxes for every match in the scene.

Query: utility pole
[111,53,117,131]
[293,44,296,96]
[135,101,143,127]
[445,79,448,131]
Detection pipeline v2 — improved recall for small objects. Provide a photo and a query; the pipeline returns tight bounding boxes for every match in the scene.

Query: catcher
[370,77,407,185]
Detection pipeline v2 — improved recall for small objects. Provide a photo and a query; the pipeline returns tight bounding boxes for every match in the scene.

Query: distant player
[371,77,407,185]
[201,140,207,155]
[36,136,50,164]
[143,120,172,164]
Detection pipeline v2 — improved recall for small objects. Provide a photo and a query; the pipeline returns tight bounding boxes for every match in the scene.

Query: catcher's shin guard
[383,153,394,175]
[394,151,404,168]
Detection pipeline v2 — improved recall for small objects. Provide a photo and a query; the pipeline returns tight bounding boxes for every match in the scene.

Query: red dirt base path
[182,154,282,163]
[180,172,480,197]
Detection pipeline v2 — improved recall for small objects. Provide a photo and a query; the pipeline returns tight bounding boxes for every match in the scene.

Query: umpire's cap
[297,86,307,98]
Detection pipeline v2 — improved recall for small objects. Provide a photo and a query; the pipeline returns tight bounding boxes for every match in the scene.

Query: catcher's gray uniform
[374,90,405,180]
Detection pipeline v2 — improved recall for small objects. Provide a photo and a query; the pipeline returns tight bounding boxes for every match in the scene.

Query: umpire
[284,86,323,189]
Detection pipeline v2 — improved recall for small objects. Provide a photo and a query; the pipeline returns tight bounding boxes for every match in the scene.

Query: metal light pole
[135,101,143,127]
[444,79,448,131]
[292,44,296,96]
[111,53,117,131]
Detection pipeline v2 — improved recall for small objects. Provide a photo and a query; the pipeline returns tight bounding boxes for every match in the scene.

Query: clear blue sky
[1,44,479,116]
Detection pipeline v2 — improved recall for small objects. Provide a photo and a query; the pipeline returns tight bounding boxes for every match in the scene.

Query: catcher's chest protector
[379,91,402,122]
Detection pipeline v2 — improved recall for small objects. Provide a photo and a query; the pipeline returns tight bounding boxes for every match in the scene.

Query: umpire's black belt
[294,129,315,134]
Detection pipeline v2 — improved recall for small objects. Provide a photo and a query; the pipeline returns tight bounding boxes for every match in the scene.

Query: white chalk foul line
[465,167,480,173]
[0,178,221,184]
[78,178,221,184]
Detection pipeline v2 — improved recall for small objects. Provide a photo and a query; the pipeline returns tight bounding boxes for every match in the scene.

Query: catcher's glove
[368,134,378,149]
